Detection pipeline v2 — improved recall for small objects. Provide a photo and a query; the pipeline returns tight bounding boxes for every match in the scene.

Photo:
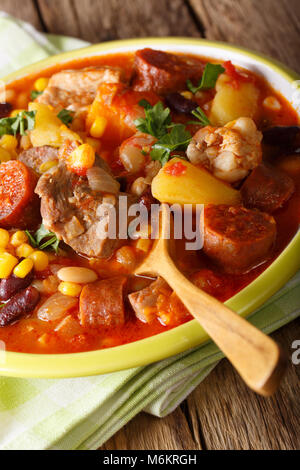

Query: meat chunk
[35,162,135,258]
[79,276,126,327]
[203,205,277,274]
[37,66,123,111]
[18,146,58,173]
[128,277,171,323]
[187,117,262,183]
[241,164,295,213]
[132,48,203,95]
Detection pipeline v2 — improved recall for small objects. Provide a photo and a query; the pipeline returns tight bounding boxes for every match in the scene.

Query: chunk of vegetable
[151,157,241,205]
[210,75,259,126]
[29,102,81,148]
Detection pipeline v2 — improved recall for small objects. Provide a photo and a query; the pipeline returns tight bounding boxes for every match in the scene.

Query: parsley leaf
[187,107,211,126]
[26,224,60,254]
[186,63,225,94]
[57,109,74,127]
[134,100,172,139]
[0,111,36,137]
[151,124,192,166]
[30,90,43,100]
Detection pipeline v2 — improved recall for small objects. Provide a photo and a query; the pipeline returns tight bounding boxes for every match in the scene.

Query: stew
[0,48,299,354]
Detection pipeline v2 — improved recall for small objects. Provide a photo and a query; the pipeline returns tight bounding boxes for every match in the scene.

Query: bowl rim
[1,37,300,378]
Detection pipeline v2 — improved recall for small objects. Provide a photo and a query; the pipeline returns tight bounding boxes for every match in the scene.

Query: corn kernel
[1,135,18,152]
[16,92,29,109]
[0,252,18,279]
[13,258,34,279]
[90,116,107,138]
[10,109,25,118]
[0,147,12,163]
[0,229,9,248]
[16,243,34,258]
[58,281,82,297]
[180,91,193,100]
[34,77,49,93]
[136,238,151,252]
[39,159,58,173]
[86,137,102,153]
[29,251,49,271]
[68,143,95,173]
[20,134,32,151]
[10,231,28,247]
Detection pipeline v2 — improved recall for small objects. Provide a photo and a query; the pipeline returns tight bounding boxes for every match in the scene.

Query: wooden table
[1,0,299,450]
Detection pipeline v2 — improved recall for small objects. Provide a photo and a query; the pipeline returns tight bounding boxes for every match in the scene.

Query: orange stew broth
[1,52,300,354]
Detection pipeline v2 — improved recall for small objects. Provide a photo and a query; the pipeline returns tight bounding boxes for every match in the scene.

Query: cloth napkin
[0,13,299,450]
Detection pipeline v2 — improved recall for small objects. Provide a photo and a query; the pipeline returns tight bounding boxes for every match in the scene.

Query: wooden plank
[101,321,300,450]
[36,0,202,43]
[188,0,300,73]
[0,0,43,29]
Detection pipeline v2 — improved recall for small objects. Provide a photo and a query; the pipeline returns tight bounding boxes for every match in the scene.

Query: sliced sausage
[18,146,58,173]
[0,161,39,229]
[241,164,295,213]
[132,49,203,95]
[203,205,277,274]
[79,276,127,327]
[128,277,171,323]
[0,286,40,327]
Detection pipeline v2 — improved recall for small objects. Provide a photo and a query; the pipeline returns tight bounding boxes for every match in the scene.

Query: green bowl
[1,38,299,378]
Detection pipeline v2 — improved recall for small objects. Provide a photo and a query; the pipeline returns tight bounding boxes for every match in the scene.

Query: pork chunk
[35,162,136,258]
[18,146,58,173]
[37,66,124,111]
[128,277,171,323]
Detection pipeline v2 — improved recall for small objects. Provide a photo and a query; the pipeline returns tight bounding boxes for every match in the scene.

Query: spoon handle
[159,258,286,396]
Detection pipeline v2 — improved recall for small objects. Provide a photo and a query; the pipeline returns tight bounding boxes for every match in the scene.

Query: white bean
[57,267,98,284]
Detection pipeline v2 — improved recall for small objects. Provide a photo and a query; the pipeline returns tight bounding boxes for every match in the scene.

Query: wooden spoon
[135,204,286,396]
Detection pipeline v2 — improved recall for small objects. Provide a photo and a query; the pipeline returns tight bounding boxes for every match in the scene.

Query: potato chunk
[210,75,259,126]
[151,157,241,206]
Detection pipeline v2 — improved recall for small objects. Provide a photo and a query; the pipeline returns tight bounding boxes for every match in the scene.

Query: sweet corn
[86,137,102,153]
[10,231,28,247]
[0,147,12,163]
[68,143,95,173]
[1,135,18,152]
[58,281,82,297]
[0,253,18,279]
[20,134,32,151]
[29,251,49,271]
[90,116,107,138]
[180,90,193,100]
[0,229,10,248]
[16,243,34,258]
[39,159,58,173]
[34,77,49,93]
[136,238,152,252]
[10,109,25,118]
[13,258,34,279]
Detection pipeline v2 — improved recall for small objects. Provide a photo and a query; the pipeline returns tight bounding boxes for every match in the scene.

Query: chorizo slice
[203,205,277,274]
[132,48,203,95]
[241,164,295,213]
[0,161,39,229]
[79,276,127,327]
[18,146,58,173]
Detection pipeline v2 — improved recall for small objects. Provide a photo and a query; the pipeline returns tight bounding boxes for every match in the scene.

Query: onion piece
[37,292,78,322]
[87,167,120,194]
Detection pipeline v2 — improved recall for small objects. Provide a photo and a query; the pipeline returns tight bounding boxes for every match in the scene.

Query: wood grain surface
[0,0,299,450]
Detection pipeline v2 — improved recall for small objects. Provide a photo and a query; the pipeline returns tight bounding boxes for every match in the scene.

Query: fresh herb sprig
[134,100,172,139]
[26,224,60,253]
[186,63,225,94]
[30,90,43,100]
[57,109,75,127]
[0,111,36,137]
[188,107,211,126]
[151,124,191,166]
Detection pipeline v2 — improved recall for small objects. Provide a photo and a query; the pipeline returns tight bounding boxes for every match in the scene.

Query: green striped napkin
[0,13,299,450]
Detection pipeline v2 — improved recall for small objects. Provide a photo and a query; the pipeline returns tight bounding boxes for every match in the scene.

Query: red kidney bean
[0,103,12,118]
[0,270,34,301]
[165,92,198,114]
[0,286,40,327]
